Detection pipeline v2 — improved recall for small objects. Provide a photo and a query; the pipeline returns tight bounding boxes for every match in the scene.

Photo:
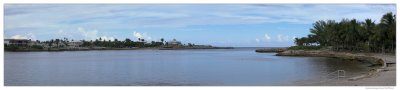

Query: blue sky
[4,4,396,47]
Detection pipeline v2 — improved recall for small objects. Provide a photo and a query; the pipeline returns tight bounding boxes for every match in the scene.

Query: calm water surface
[5,48,372,86]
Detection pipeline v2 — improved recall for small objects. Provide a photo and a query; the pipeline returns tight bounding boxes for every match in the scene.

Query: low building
[28,40,41,46]
[4,39,10,45]
[4,39,29,46]
[55,42,67,48]
[167,39,182,45]
[68,41,83,48]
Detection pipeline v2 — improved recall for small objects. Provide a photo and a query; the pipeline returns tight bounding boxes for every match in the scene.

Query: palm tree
[380,12,396,52]
[49,39,54,48]
[293,12,395,53]
[160,38,165,45]
[55,39,60,48]
[362,19,376,52]
[125,38,132,47]
[309,20,326,46]
[294,38,302,46]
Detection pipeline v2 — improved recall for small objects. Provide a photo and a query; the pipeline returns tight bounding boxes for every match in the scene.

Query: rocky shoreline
[276,50,390,66]
[275,50,396,86]
[255,48,287,53]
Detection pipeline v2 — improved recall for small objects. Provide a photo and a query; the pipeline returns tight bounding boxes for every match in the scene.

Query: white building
[4,39,29,46]
[68,41,83,48]
[4,39,10,45]
[28,40,41,46]
[167,39,181,45]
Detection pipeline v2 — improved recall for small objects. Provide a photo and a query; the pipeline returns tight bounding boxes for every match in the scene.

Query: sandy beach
[303,53,396,86]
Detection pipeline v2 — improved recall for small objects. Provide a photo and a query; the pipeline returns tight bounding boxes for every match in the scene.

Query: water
[4,48,372,86]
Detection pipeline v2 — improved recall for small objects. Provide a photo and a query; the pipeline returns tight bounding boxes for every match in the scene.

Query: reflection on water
[4,48,372,86]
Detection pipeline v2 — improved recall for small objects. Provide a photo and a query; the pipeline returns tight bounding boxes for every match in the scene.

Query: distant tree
[124,38,133,47]
[188,43,193,47]
[160,38,165,45]
[55,39,61,47]
[49,39,54,47]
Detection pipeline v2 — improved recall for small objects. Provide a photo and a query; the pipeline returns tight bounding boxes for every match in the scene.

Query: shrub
[5,45,19,51]
[31,45,44,49]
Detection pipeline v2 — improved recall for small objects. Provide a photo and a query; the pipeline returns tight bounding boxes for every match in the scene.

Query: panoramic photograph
[3,4,396,86]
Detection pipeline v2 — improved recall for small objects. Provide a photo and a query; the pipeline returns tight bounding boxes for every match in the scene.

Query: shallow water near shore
[4,47,373,86]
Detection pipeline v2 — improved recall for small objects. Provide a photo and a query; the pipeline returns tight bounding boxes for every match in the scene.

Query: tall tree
[293,12,395,53]
[380,12,396,52]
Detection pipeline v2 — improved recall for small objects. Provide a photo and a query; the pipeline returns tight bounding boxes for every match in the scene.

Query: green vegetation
[5,37,213,51]
[80,38,163,48]
[30,45,44,49]
[287,46,323,50]
[294,12,396,53]
[5,44,19,51]
[42,37,165,48]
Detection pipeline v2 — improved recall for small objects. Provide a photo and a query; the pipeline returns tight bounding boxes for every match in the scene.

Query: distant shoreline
[5,47,235,52]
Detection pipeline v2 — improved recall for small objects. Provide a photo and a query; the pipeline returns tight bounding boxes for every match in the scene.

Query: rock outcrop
[276,50,387,66]
[255,48,287,53]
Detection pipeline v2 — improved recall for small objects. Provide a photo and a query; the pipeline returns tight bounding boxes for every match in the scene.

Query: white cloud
[133,31,153,41]
[133,31,142,39]
[49,27,118,41]
[277,34,292,42]
[99,36,115,41]
[78,27,98,40]
[284,35,289,41]
[292,36,297,40]
[77,27,118,41]
[26,33,36,40]
[4,4,395,32]
[4,4,396,45]
[9,33,36,40]
[277,34,283,42]
[56,29,74,39]
[264,34,271,41]
[10,35,28,39]
[255,38,260,43]
[254,34,271,43]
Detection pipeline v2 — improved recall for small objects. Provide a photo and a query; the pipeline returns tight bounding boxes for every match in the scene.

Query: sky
[4,4,396,47]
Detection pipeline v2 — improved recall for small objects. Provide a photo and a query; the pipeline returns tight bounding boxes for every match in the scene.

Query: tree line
[294,12,396,53]
[80,38,164,48]
[36,37,167,48]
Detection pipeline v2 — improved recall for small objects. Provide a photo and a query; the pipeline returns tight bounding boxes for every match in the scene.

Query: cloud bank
[4,4,396,47]
[5,4,396,31]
